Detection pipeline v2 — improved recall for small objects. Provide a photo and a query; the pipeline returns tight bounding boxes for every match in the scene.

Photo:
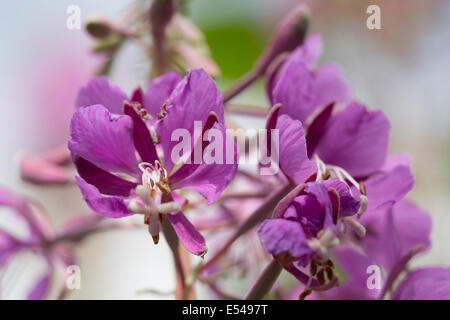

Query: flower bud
[256,4,310,73]
[149,0,176,39]
[86,18,112,39]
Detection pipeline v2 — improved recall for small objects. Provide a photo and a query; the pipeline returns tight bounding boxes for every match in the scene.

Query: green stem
[244,259,282,300]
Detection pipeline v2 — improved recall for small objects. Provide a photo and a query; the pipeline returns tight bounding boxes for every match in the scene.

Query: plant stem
[223,69,262,104]
[244,259,282,300]
[162,219,186,299]
[199,183,293,273]
[225,103,268,117]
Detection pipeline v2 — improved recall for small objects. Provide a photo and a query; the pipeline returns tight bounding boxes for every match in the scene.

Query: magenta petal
[306,103,334,157]
[393,267,450,300]
[273,62,313,123]
[69,105,140,177]
[364,165,414,212]
[124,103,159,164]
[258,219,313,258]
[130,87,143,105]
[322,246,381,300]
[304,182,335,231]
[156,69,224,172]
[275,115,317,184]
[286,195,324,237]
[167,111,220,182]
[316,103,390,177]
[362,200,431,271]
[0,230,22,267]
[311,63,351,109]
[323,179,360,218]
[143,72,181,117]
[74,157,137,197]
[170,122,238,204]
[286,33,323,70]
[167,211,207,256]
[75,176,133,219]
[266,34,323,103]
[273,61,350,124]
[27,272,51,300]
[75,76,128,114]
[381,153,412,172]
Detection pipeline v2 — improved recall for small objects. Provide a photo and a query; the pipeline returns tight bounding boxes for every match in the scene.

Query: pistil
[126,161,181,244]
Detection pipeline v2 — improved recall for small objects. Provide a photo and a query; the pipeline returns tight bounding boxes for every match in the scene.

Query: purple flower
[264,101,413,216]
[393,267,450,300]
[257,34,416,293]
[321,199,433,299]
[19,146,74,185]
[267,33,351,123]
[259,103,415,288]
[70,69,238,256]
[258,179,360,287]
[0,187,74,300]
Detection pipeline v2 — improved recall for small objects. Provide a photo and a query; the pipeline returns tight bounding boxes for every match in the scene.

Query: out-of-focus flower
[393,267,450,300]
[19,146,74,185]
[321,199,433,299]
[0,186,137,299]
[167,14,220,77]
[70,69,238,256]
[0,187,74,300]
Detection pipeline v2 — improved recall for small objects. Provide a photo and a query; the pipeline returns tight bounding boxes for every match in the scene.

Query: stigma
[139,161,171,197]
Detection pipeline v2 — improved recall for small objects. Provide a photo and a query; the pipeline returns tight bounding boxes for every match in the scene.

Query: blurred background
[0,0,449,299]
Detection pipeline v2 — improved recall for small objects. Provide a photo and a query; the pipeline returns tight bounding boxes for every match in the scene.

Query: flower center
[312,155,369,241]
[126,161,179,244]
[313,155,368,217]
[139,161,170,197]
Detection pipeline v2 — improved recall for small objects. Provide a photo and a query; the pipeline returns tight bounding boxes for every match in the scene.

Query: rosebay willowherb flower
[256,31,417,298]
[318,199,433,300]
[5,1,449,301]
[0,186,138,299]
[70,68,238,256]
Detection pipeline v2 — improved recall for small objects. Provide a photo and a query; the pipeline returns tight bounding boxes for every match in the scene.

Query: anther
[157,101,168,119]
[310,259,318,276]
[325,259,334,269]
[198,247,208,259]
[325,267,333,280]
[317,269,326,285]
[151,234,160,244]
[356,195,368,218]
[299,289,312,300]
[359,182,367,196]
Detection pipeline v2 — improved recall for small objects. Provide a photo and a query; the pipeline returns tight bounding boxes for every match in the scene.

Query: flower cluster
[3,1,449,300]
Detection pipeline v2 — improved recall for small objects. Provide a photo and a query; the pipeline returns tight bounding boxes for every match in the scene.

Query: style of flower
[70,68,238,256]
